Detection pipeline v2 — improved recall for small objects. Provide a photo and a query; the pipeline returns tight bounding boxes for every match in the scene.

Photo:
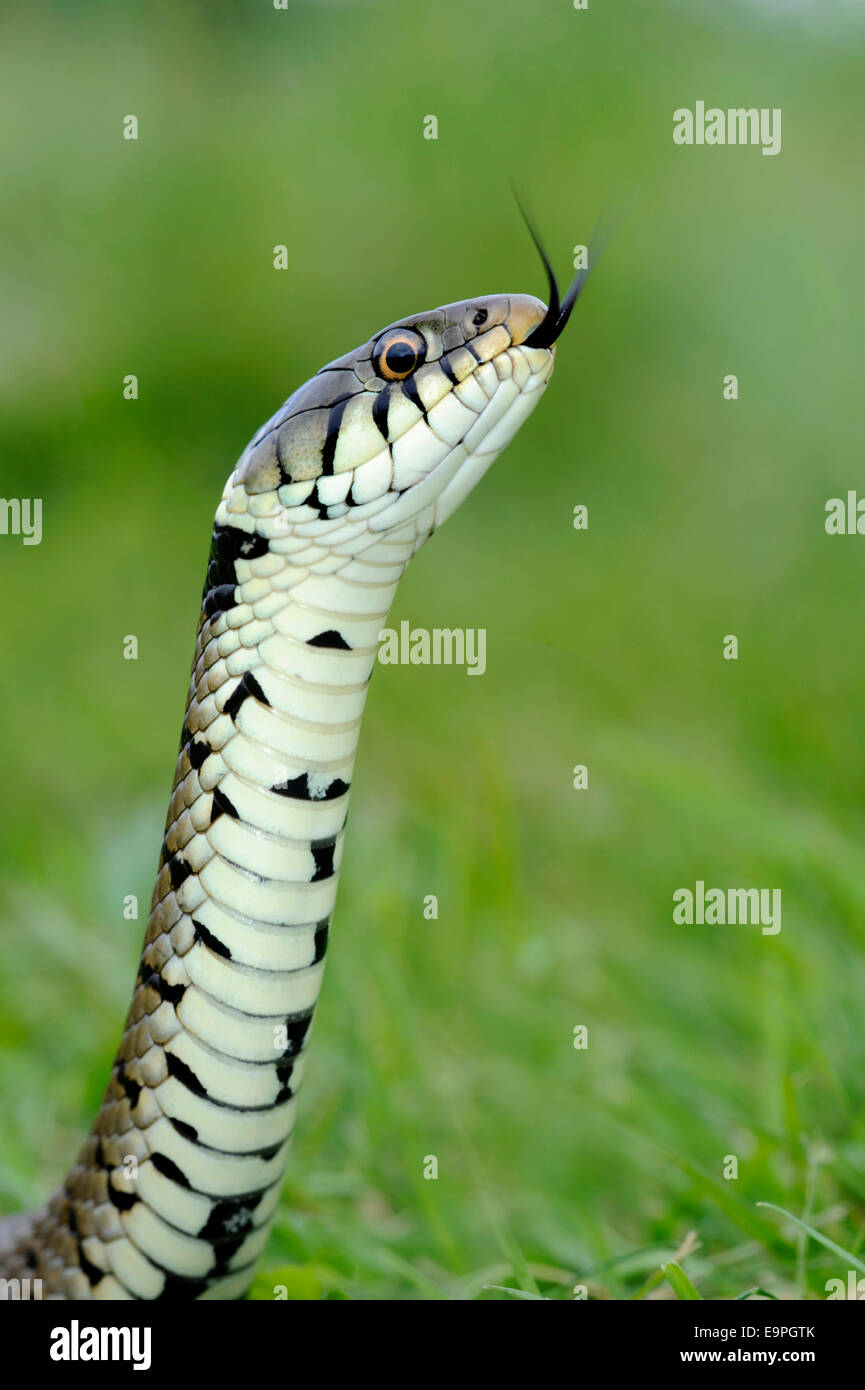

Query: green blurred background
[1,0,864,1299]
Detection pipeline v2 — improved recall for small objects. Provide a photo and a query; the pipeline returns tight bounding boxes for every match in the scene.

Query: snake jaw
[230,290,558,552]
[430,341,556,531]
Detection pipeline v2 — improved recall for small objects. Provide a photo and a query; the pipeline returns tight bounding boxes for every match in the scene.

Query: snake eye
[373,328,427,381]
[472,308,488,326]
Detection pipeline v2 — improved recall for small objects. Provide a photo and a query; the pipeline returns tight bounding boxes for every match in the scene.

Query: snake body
[0,277,578,1299]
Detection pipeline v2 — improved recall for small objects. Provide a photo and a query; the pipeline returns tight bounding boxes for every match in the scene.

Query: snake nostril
[471,308,488,326]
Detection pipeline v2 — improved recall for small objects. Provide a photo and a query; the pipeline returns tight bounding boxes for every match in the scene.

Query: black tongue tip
[522,257,589,348]
[514,190,588,349]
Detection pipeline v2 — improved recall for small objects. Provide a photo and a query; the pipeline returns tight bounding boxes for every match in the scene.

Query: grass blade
[757,1202,865,1276]
[662,1261,702,1300]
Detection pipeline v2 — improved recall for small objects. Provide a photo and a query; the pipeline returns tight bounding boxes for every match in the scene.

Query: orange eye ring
[373,329,426,382]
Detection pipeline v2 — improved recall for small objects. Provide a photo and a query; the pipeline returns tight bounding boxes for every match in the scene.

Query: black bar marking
[77,1238,105,1287]
[165,1127,288,1162]
[188,738,211,770]
[313,920,329,964]
[306,482,329,520]
[372,386,390,443]
[275,1057,295,1102]
[167,1049,294,1112]
[212,1241,248,1275]
[224,670,270,721]
[166,1051,208,1099]
[204,583,238,620]
[401,376,426,420]
[205,524,269,592]
[321,397,350,475]
[146,972,186,1007]
[117,1066,142,1110]
[310,840,336,882]
[198,1198,257,1245]
[307,629,351,650]
[257,1141,284,1163]
[107,1183,139,1213]
[439,355,459,385]
[202,526,270,625]
[279,1013,313,1057]
[193,919,233,960]
[155,1273,210,1301]
[272,773,349,801]
[210,785,240,823]
[151,1153,191,1189]
[169,1117,199,1144]
[168,853,192,892]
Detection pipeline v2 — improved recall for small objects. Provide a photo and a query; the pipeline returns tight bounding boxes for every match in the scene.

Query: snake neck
[2,292,559,1300]
[9,489,429,1300]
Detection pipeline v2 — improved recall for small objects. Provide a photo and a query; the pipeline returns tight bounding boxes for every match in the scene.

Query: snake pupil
[373,327,426,381]
[384,341,417,376]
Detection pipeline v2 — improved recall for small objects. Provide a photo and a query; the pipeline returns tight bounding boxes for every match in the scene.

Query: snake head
[233,291,564,537]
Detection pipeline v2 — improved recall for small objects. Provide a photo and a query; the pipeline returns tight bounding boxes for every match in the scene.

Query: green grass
[1,0,864,1300]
